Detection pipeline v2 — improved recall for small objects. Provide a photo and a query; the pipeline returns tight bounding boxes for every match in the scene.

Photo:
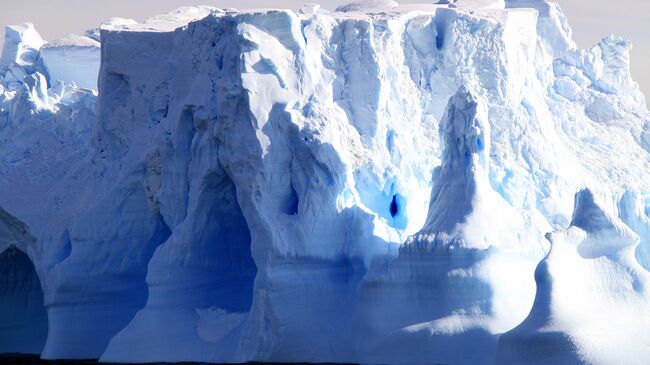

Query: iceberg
[0,1,648,364]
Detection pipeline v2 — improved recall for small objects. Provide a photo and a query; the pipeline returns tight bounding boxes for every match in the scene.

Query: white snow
[101,6,220,33]
[336,0,400,12]
[0,1,649,364]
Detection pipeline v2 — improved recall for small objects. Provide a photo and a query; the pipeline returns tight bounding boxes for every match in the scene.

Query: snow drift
[0,0,649,364]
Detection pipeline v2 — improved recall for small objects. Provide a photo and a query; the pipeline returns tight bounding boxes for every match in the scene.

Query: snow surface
[0,1,649,364]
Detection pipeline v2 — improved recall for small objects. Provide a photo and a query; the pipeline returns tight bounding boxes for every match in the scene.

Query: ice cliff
[0,1,649,364]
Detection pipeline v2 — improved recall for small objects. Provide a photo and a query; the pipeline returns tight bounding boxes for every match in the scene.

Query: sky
[0,0,648,98]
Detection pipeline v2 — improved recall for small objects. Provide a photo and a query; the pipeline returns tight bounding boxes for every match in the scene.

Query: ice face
[0,1,649,364]
[40,35,100,90]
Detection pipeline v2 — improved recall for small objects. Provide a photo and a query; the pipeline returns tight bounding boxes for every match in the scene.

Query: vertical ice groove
[359,87,546,365]
[618,191,650,271]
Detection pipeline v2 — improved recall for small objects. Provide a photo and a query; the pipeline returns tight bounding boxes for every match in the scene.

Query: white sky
[0,0,648,97]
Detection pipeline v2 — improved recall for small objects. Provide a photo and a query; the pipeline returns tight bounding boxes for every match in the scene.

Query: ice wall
[41,35,100,90]
[0,1,649,364]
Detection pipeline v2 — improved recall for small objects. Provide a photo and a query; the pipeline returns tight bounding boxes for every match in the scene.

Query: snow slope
[0,1,649,363]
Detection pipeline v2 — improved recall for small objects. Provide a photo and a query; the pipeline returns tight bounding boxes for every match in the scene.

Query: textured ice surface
[0,1,649,364]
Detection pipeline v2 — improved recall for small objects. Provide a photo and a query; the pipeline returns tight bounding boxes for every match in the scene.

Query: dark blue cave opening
[285,184,299,215]
[0,247,47,355]
[388,193,408,229]
[187,171,258,313]
[390,195,399,217]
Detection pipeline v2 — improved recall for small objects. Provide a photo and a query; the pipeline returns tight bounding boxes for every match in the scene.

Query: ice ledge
[99,0,532,35]
[101,6,221,33]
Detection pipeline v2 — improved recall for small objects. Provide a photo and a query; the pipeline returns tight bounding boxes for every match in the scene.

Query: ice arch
[0,246,48,354]
[188,170,258,312]
[101,169,257,362]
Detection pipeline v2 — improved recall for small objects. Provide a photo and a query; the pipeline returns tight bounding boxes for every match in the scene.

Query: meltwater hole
[390,194,399,217]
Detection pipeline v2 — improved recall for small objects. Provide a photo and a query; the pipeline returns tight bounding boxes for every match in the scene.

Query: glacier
[0,0,649,364]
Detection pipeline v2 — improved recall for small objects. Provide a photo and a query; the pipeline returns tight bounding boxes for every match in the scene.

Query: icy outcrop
[0,1,649,364]
[0,23,44,76]
[359,87,547,364]
[497,189,650,364]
